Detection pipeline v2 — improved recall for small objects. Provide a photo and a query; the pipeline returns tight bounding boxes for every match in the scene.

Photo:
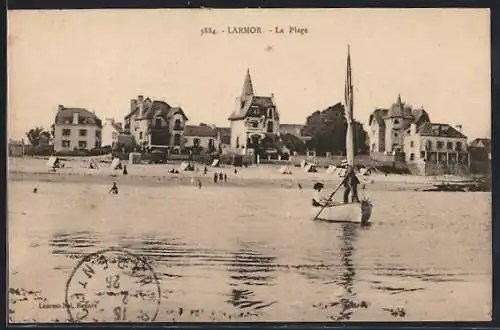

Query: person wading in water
[109,182,119,195]
[343,166,360,203]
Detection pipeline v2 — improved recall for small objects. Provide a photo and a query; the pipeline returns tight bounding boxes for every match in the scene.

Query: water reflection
[335,223,361,321]
[226,241,277,315]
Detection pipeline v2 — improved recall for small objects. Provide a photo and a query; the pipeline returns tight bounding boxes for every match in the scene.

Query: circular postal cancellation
[65,248,161,323]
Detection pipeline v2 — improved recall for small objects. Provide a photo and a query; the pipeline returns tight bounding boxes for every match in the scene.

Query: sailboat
[312,46,374,225]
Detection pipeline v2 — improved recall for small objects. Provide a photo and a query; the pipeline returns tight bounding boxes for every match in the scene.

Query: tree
[26,127,51,147]
[280,133,306,154]
[301,102,369,156]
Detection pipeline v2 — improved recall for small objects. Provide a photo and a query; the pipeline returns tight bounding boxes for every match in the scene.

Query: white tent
[88,158,99,169]
[211,159,220,167]
[179,162,194,171]
[47,156,60,168]
[111,158,122,170]
[304,163,317,173]
[360,167,371,176]
[300,160,307,168]
[326,165,337,174]
[278,166,292,175]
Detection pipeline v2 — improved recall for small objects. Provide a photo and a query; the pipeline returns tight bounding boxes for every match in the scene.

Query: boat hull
[312,201,373,225]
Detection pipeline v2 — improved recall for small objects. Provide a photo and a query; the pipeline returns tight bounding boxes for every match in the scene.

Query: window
[410,141,414,147]
[139,132,143,140]
[394,119,400,124]
[62,140,71,148]
[194,138,200,147]
[208,139,214,150]
[267,121,274,133]
[79,129,87,137]
[437,141,444,149]
[267,108,273,118]
[95,130,101,139]
[425,140,432,150]
[155,118,162,128]
[174,119,182,130]
[174,134,181,146]
[447,142,453,150]
[236,137,240,148]
[78,141,87,149]
[420,151,425,158]
[251,121,258,128]
[409,153,415,161]
[456,142,463,151]
[95,141,100,148]
[62,129,71,136]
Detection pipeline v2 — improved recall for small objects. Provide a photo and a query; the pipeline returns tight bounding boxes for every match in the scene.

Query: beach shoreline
[8,157,441,191]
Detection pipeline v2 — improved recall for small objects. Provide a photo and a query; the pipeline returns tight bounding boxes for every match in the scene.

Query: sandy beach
[8,157,444,192]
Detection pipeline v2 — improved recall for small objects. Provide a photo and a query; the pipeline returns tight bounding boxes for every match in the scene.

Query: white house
[403,122,469,175]
[102,118,123,148]
[53,105,102,152]
[228,69,280,155]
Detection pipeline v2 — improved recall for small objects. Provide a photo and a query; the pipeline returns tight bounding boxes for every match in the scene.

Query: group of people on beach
[312,165,360,207]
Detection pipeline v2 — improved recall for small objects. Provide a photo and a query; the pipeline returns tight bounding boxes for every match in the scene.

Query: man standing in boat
[313,182,335,207]
[343,165,360,203]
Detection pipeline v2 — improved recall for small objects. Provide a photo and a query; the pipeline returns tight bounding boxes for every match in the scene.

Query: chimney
[138,95,144,103]
[73,112,79,125]
[455,124,462,133]
[58,105,65,112]
[410,123,417,135]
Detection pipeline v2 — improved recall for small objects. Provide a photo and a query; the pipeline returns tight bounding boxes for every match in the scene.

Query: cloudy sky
[8,8,490,140]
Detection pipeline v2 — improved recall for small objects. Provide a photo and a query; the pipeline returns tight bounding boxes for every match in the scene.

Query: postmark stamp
[65,248,161,322]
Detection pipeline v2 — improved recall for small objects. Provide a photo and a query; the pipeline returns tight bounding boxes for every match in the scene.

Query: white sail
[344,45,355,167]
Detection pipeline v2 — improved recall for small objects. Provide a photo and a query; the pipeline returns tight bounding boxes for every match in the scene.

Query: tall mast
[344,45,355,166]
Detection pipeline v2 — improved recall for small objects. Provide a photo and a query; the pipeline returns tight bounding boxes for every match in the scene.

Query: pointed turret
[397,94,403,107]
[241,68,254,98]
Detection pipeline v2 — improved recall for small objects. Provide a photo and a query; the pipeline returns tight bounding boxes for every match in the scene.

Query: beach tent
[111,157,122,170]
[179,162,194,171]
[304,163,317,173]
[278,166,292,175]
[88,158,99,169]
[300,160,307,168]
[47,156,60,168]
[211,159,220,167]
[326,165,337,174]
[360,167,372,176]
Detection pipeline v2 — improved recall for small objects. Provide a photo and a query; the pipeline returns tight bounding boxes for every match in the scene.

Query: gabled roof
[126,99,188,122]
[55,107,102,127]
[368,109,389,127]
[184,125,217,137]
[470,138,491,151]
[228,95,277,121]
[417,122,467,138]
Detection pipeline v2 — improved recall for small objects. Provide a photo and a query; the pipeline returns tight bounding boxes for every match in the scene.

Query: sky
[8,8,491,141]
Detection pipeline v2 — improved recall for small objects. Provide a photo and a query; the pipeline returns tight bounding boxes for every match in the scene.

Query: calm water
[8,181,491,322]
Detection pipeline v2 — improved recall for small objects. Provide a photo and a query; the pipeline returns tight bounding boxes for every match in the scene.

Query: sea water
[8,181,491,322]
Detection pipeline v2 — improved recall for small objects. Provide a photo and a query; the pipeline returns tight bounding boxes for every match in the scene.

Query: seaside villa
[228,69,280,156]
[53,105,102,152]
[124,95,189,154]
